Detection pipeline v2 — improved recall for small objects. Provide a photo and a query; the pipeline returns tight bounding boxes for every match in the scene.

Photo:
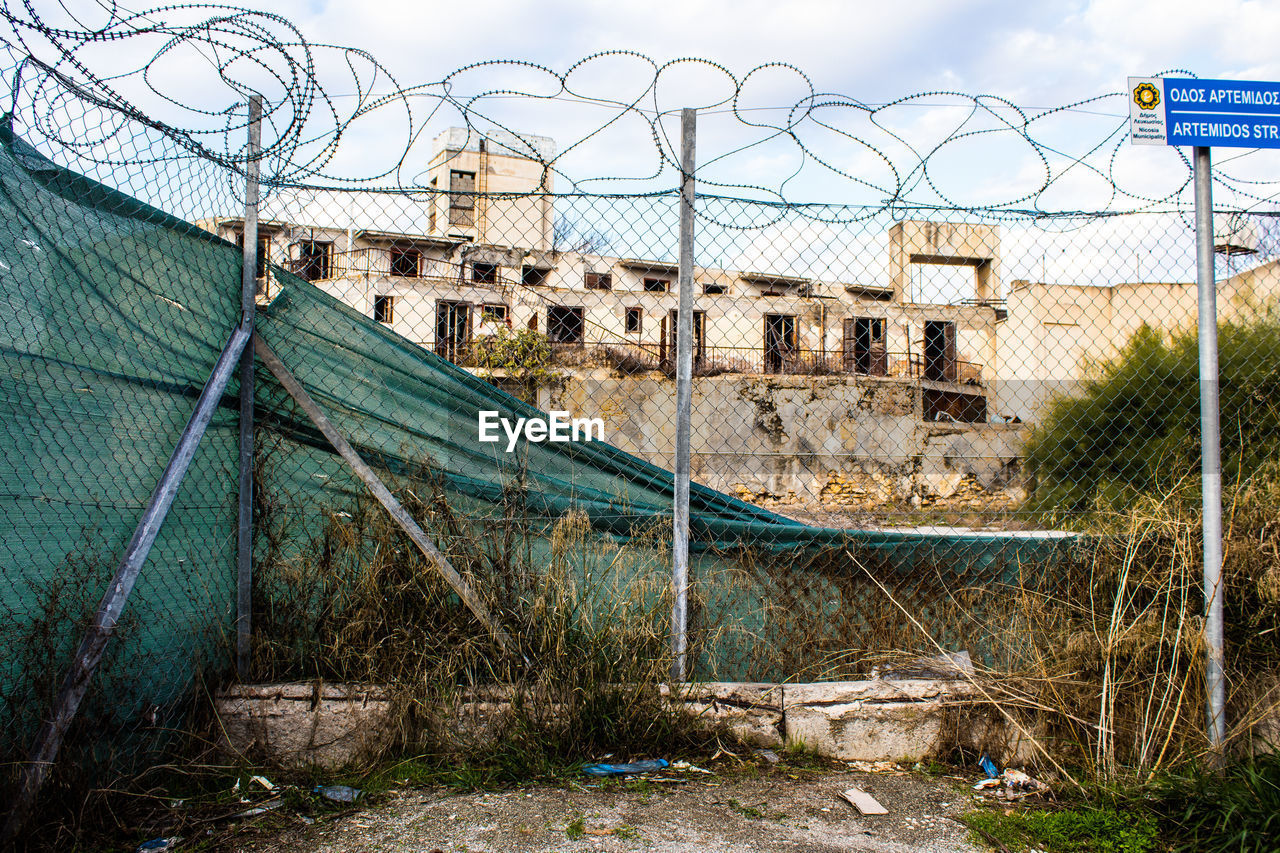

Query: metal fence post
[672,108,696,682]
[1194,145,1226,753]
[237,95,262,681]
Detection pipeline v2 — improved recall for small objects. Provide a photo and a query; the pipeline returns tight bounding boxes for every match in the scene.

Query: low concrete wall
[547,372,1028,509]
[216,679,1029,770]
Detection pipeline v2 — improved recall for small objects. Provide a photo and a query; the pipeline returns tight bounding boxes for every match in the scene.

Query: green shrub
[1154,754,1280,853]
[1025,310,1280,517]
[962,805,1160,853]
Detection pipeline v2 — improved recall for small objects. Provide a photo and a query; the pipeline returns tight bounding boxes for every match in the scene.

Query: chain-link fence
[3,5,1280,842]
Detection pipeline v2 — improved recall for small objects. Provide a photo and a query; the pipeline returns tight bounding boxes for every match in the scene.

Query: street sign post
[1125,75,1280,755]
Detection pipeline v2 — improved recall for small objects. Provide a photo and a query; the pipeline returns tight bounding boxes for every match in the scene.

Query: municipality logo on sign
[1133,82,1160,111]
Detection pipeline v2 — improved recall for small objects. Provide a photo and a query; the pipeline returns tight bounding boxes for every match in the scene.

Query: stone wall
[547,372,1028,511]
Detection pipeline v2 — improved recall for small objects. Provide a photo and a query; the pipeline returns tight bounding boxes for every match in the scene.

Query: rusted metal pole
[252,332,516,655]
[2,320,253,842]
[237,94,262,681]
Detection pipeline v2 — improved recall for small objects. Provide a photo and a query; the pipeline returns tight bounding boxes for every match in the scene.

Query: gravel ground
[234,767,985,853]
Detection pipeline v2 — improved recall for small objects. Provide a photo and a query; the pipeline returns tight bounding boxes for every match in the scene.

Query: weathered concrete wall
[548,372,1028,509]
[215,679,1038,770]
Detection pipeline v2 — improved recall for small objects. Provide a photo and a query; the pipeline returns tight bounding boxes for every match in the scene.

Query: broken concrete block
[663,682,784,748]
[215,683,392,771]
[784,679,976,762]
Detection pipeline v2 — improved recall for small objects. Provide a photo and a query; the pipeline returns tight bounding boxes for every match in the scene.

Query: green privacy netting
[0,121,242,764]
[0,119,1074,767]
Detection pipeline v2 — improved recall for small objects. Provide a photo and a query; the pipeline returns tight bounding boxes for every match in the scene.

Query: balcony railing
[419,339,983,383]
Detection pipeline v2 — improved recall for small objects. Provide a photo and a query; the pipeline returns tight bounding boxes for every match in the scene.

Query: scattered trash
[839,787,889,815]
[233,801,283,819]
[136,839,180,853]
[582,759,669,777]
[300,816,316,826]
[249,775,275,791]
[754,748,780,764]
[1000,768,1051,797]
[314,785,362,803]
[846,760,899,773]
[978,753,1000,779]
[670,760,712,774]
[972,766,1051,798]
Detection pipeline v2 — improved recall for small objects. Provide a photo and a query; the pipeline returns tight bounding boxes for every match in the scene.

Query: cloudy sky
[8,0,1280,211]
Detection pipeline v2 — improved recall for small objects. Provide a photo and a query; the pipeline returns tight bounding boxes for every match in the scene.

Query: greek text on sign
[1129,76,1280,148]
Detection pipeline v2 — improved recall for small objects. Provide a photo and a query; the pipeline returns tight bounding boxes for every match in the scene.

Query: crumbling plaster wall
[548,372,1028,508]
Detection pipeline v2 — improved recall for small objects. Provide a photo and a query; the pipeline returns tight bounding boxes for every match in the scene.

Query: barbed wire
[2,1,1279,219]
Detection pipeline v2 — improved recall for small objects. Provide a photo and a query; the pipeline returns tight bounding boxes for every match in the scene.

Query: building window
[472,262,499,284]
[923,320,957,382]
[435,299,470,360]
[625,307,642,334]
[296,240,331,281]
[449,170,475,225]
[702,282,727,295]
[373,294,394,324]
[235,232,271,279]
[389,247,420,277]
[547,306,585,344]
[585,271,612,290]
[481,303,508,324]
[643,276,669,293]
[522,266,548,287]
[844,317,887,375]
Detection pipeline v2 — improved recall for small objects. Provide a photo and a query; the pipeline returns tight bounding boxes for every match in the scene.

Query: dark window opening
[547,306,585,344]
[702,282,727,295]
[472,262,499,283]
[763,313,797,373]
[522,266,548,287]
[844,317,887,375]
[925,388,986,423]
[389,247,420,277]
[625,307,642,333]
[643,277,669,293]
[297,240,331,282]
[373,294,394,324]
[435,300,470,360]
[449,170,476,225]
[527,312,538,332]
[661,309,706,369]
[481,303,508,323]
[585,272,612,290]
[235,232,271,279]
[923,320,957,382]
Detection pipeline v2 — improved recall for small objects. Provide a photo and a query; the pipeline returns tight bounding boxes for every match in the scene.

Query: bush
[1025,311,1280,517]
[1154,754,1280,853]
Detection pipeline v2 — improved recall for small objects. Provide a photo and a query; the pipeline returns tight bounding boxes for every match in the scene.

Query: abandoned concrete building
[200,128,1280,511]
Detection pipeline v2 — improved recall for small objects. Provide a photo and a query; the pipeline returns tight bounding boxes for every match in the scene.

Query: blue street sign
[1128,76,1280,148]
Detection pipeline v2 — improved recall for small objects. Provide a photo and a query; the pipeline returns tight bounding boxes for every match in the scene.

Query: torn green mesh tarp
[0,116,1075,753]
[0,120,242,760]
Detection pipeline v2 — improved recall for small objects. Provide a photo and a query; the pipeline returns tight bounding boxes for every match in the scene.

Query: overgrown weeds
[251,449,717,780]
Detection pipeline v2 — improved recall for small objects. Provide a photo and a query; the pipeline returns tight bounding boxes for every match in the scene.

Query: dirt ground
[233,766,985,853]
